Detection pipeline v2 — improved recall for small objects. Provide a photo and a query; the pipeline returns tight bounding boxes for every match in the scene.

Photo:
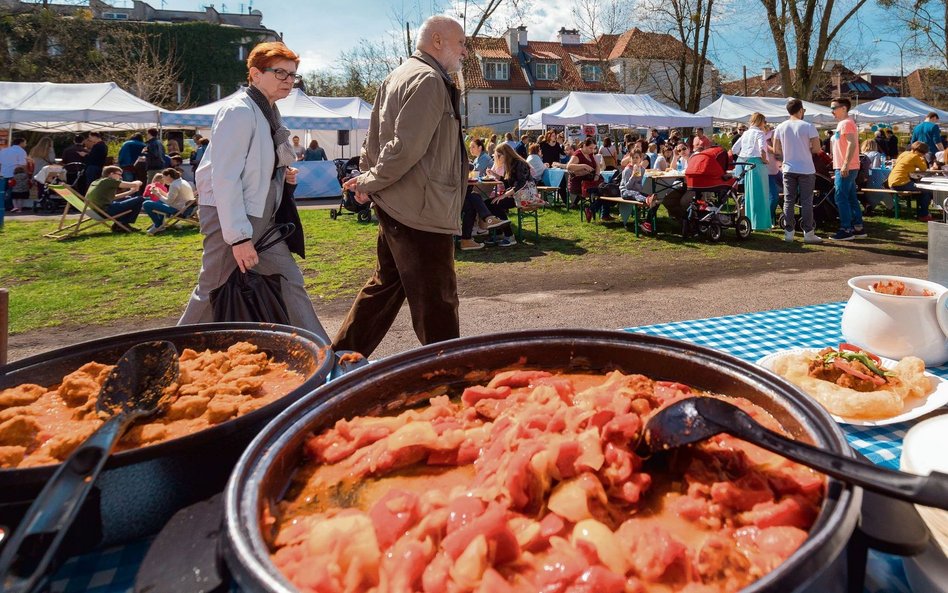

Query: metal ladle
[0,341,179,593]
[641,397,948,510]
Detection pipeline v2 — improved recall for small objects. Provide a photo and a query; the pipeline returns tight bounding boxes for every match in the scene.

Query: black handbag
[209,223,296,324]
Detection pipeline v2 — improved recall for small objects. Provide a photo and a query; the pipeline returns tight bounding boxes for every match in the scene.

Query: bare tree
[877,0,947,71]
[89,26,184,107]
[564,0,629,94]
[459,0,532,38]
[759,0,871,100]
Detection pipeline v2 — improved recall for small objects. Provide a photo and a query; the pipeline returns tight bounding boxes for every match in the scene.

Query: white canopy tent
[307,96,373,160]
[850,96,948,124]
[695,94,836,125]
[161,88,354,130]
[0,81,166,132]
[518,92,712,130]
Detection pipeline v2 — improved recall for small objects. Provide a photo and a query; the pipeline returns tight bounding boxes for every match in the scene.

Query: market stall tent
[695,94,836,125]
[0,81,166,131]
[850,96,948,123]
[518,92,712,130]
[307,96,373,160]
[161,88,354,130]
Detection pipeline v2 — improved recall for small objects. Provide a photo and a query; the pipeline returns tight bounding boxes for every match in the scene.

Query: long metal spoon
[641,397,948,510]
[0,341,179,593]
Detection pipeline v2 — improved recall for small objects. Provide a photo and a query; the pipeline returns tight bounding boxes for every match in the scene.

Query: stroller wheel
[736,216,752,240]
[330,209,338,220]
[708,222,724,242]
[357,209,372,223]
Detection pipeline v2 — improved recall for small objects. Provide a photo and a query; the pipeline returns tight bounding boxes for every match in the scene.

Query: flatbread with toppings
[773,343,934,419]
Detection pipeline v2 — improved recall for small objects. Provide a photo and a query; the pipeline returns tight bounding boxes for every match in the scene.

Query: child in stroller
[329,157,372,222]
[681,146,753,241]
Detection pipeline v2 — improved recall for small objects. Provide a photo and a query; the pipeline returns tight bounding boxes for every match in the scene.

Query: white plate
[756,348,948,426]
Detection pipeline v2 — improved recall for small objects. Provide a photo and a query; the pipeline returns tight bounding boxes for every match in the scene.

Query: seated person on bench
[143,167,194,234]
[85,165,144,232]
[888,141,934,221]
[619,153,649,201]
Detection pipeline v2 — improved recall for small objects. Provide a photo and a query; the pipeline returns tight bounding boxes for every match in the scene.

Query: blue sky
[131,0,925,81]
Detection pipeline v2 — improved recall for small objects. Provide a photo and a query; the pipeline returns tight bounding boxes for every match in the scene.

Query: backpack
[597,181,620,197]
[855,154,871,188]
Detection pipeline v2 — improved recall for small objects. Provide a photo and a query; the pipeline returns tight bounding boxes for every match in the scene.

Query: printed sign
[583,125,596,137]
[546,124,565,133]
[596,124,610,135]
[566,125,582,138]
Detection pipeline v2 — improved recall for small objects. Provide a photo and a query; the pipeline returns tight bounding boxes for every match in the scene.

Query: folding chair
[158,198,199,231]
[43,184,137,240]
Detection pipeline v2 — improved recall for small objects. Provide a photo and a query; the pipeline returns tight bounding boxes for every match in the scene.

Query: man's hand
[840,167,849,178]
[232,241,258,273]
[285,166,298,185]
[343,177,370,204]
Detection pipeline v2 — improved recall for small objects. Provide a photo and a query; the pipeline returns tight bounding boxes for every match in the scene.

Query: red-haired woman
[179,41,328,339]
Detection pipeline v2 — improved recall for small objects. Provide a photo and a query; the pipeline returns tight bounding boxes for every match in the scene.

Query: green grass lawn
[0,206,927,334]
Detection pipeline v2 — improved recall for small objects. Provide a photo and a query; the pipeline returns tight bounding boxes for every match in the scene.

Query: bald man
[334,16,469,357]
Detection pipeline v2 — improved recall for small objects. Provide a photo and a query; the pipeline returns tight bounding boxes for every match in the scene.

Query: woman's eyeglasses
[264,67,303,83]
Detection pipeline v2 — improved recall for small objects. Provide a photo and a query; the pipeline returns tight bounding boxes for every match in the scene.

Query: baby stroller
[329,164,372,222]
[681,146,752,241]
[32,164,69,213]
[777,153,839,231]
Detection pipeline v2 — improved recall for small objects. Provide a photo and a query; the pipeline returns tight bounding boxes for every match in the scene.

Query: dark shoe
[829,229,855,241]
[112,224,129,233]
[852,227,868,239]
[601,214,616,222]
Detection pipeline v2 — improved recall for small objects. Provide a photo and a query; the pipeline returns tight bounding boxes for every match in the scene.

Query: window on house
[539,96,560,109]
[488,96,511,115]
[535,62,558,80]
[237,45,247,61]
[102,12,129,19]
[484,61,509,81]
[580,64,602,82]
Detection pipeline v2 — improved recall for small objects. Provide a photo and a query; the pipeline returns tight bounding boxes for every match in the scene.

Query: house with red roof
[458,26,719,132]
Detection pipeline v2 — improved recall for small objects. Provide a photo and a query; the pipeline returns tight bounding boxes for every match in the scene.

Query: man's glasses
[830,104,843,110]
[263,67,303,83]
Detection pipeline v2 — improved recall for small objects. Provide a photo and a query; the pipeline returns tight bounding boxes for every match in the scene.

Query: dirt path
[8,231,929,361]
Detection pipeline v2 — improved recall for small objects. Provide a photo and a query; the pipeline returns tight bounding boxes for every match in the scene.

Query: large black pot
[0,323,332,548]
[223,329,861,593]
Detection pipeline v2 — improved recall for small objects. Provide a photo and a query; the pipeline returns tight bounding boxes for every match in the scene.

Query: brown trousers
[332,207,460,357]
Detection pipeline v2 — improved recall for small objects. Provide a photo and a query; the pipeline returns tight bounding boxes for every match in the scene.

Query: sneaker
[640,221,653,234]
[479,216,507,230]
[852,227,868,239]
[473,226,489,236]
[601,214,616,222]
[146,224,160,235]
[918,215,935,222]
[458,238,484,251]
[829,229,855,241]
[803,231,824,244]
[498,236,517,247]
[784,230,795,242]
[584,207,593,222]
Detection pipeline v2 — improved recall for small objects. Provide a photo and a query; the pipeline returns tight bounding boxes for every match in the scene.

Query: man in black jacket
[144,128,166,183]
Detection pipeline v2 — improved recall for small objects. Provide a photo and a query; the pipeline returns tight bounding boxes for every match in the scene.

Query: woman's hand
[285,166,298,185]
[232,241,259,273]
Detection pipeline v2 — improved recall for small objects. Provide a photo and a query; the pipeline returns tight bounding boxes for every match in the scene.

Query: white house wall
[464,90,533,132]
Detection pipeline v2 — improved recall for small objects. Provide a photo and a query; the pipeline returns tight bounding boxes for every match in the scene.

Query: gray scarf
[247,85,297,176]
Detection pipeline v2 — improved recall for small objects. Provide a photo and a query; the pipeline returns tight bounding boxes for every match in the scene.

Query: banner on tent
[596,124,610,135]
[583,125,596,137]
[546,124,565,133]
[566,125,582,139]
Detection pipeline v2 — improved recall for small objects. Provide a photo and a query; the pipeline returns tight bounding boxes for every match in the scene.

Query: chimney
[858,72,872,83]
[557,28,581,45]
[761,67,773,81]
[505,26,528,54]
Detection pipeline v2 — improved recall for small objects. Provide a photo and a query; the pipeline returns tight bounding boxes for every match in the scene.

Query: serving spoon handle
[719,401,948,510]
[0,414,127,593]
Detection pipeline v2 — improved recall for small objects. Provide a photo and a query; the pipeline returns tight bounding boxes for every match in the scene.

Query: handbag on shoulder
[209,223,296,324]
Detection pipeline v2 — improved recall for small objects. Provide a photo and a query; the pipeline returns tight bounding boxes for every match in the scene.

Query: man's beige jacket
[356,51,466,234]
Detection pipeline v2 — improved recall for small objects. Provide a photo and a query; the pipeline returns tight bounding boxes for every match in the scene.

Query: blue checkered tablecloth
[49,302,944,592]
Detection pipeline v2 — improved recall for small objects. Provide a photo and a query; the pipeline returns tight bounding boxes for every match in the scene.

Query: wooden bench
[597,196,657,237]
[861,188,922,219]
